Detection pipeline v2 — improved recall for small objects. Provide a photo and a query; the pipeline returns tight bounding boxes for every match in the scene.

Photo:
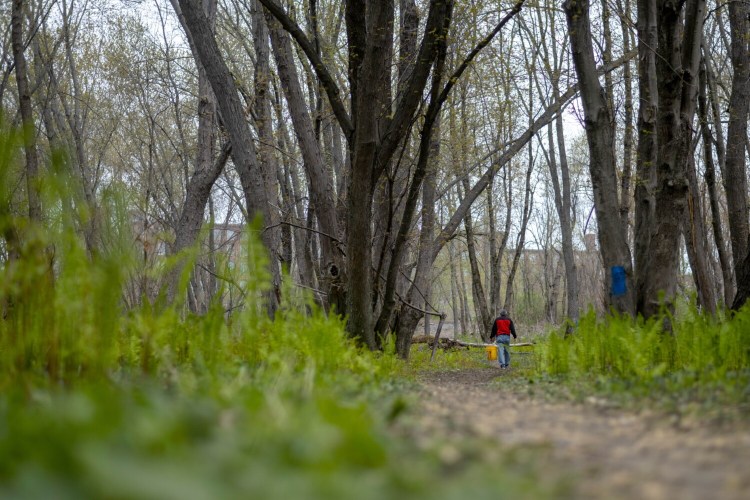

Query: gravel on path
[414,368,750,500]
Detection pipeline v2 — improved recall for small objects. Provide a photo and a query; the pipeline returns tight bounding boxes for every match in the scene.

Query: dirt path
[415,368,750,499]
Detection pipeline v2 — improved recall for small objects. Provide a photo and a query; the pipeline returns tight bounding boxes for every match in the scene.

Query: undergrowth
[531,308,750,420]
[0,128,559,498]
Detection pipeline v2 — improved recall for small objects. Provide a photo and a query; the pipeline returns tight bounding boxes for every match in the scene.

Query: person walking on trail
[491,310,517,369]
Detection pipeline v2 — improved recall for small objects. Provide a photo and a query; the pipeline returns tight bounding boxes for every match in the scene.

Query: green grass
[0,129,561,499]
[528,308,750,419]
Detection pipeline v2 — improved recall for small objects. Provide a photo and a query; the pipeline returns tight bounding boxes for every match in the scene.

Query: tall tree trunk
[449,240,461,335]
[617,0,635,231]
[564,0,635,315]
[724,1,750,275]
[486,178,500,315]
[698,58,734,306]
[60,0,99,256]
[167,0,222,307]
[344,0,395,349]
[265,10,342,284]
[634,0,658,314]
[394,121,440,359]
[11,0,42,222]
[640,0,705,318]
[545,252,563,323]
[731,248,750,310]
[177,0,280,316]
[600,0,615,121]
[373,1,457,343]
[548,115,580,322]
[273,86,316,295]
[532,0,579,322]
[683,140,716,313]
[461,177,491,339]
[372,0,418,317]
[457,242,471,336]
[490,167,513,315]
[503,151,533,313]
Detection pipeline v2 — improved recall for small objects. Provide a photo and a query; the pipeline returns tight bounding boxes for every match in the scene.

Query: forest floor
[408,365,750,500]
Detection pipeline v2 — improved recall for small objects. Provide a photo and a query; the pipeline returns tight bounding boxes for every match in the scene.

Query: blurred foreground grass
[0,129,561,499]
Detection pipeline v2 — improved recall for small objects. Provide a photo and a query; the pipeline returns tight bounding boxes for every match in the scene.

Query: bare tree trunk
[490,167,513,315]
[167,0,222,307]
[264,9,342,284]
[683,140,717,313]
[724,1,750,275]
[461,177,491,339]
[486,177,500,316]
[11,0,42,222]
[617,0,635,231]
[545,251,563,323]
[633,0,658,314]
[373,2,457,342]
[600,0,615,120]
[457,242,471,336]
[272,86,316,295]
[449,241,461,335]
[564,0,635,315]
[731,248,750,310]
[394,123,440,358]
[530,1,579,323]
[640,0,705,318]
[504,156,533,313]
[177,0,280,316]
[372,0,414,315]
[549,115,579,322]
[698,58,734,307]
[344,0,395,349]
[59,0,100,256]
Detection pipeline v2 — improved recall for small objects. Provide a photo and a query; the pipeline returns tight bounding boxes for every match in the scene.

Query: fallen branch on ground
[412,336,534,349]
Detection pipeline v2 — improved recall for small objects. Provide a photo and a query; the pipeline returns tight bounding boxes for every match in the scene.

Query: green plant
[0,129,559,499]
[533,306,750,414]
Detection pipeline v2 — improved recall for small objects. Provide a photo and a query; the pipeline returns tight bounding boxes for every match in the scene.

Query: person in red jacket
[490,310,517,369]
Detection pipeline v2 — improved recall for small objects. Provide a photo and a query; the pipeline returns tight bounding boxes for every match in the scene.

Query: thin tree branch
[433,0,525,116]
[263,220,344,250]
[255,0,354,138]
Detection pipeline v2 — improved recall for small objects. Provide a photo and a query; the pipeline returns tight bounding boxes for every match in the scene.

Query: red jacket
[491,315,516,339]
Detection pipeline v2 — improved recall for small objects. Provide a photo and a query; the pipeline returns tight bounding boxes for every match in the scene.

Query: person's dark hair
[500,309,508,317]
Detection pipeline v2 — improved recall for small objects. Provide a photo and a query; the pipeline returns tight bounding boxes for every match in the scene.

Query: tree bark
[177,0,280,316]
[372,0,418,318]
[616,0,635,231]
[683,140,716,313]
[394,119,440,359]
[11,0,42,222]
[167,0,221,308]
[489,167,513,316]
[698,58,734,307]
[634,0,658,315]
[60,0,100,256]
[640,0,705,318]
[530,1,579,323]
[724,0,750,275]
[461,177,491,340]
[378,9,450,344]
[549,114,579,322]
[264,9,344,298]
[564,0,635,314]
[731,248,750,310]
[504,150,533,313]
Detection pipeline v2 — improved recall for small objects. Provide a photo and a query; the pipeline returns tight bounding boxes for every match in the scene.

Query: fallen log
[453,339,535,348]
[411,335,534,349]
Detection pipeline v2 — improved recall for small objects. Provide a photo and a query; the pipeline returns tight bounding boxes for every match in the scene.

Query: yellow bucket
[485,345,498,361]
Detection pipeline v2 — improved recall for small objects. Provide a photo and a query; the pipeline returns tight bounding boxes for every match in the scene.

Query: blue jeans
[496,335,511,367]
